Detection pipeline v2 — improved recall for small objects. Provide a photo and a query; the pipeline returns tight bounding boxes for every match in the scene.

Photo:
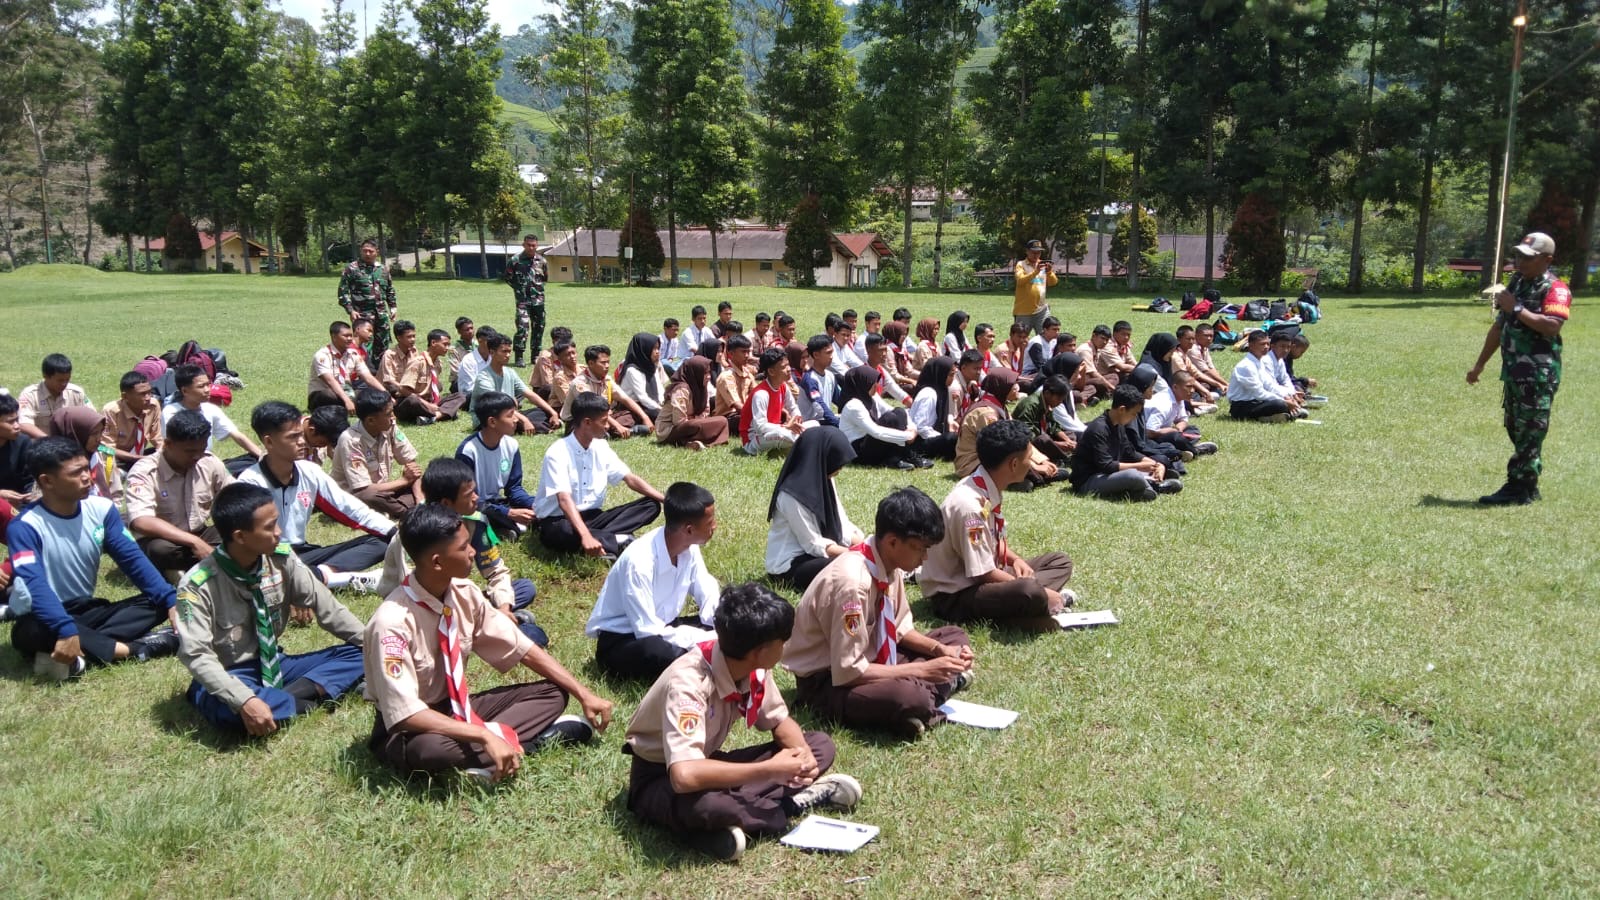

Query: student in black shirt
[1069,384,1180,501]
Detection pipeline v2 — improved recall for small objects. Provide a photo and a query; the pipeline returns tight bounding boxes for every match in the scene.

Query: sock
[323,570,355,589]
[285,677,324,703]
[292,697,317,715]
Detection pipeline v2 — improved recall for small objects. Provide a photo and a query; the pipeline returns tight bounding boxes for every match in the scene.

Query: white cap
[1512,232,1556,257]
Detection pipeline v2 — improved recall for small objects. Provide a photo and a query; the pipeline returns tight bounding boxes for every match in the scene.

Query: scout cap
[1513,232,1555,257]
[1025,239,1044,252]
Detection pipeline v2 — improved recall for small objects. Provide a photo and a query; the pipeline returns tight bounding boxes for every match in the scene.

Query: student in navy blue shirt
[456,391,536,538]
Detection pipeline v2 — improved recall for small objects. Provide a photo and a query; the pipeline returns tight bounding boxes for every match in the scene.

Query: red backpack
[1181,298,1214,320]
[177,340,217,380]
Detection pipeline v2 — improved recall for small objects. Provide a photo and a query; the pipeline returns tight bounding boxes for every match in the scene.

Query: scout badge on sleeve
[674,698,705,736]
[842,599,863,637]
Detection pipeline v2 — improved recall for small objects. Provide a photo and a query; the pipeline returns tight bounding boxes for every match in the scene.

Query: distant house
[907,188,974,221]
[545,226,898,288]
[143,231,285,272]
[818,233,895,288]
[431,243,527,279]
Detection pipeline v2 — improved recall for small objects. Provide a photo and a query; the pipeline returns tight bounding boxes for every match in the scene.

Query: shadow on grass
[1345,299,1477,311]
[335,740,487,802]
[602,790,728,870]
[1418,494,1491,509]
[151,692,258,752]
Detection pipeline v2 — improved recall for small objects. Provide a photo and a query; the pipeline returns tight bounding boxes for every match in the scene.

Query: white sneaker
[34,652,85,682]
[688,825,746,861]
[346,570,384,593]
[463,767,497,787]
[790,773,863,813]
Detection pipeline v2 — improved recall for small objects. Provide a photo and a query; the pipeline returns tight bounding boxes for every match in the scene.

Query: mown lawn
[0,266,1595,896]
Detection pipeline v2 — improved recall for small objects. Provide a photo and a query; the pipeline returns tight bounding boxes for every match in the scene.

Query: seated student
[1285,331,1319,393]
[784,486,974,739]
[654,356,729,451]
[8,437,180,678]
[377,458,545,646]
[863,333,911,405]
[658,318,688,375]
[17,353,91,439]
[744,311,780,355]
[239,402,394,589]
[382,322,464,424]
[562,343,647,438]
[683,304,712,359]
[447,316,476,392]
[772,312,798,349]
[623,581,861,861]
[175,482,367,736]
[301,405,344,465]
[584,482,721,680]
[0,392,35,509]
[953,348,986,415]
[308,320,388,413]
[1010,375,1077,462]
[1091,324,1133,389]
[764,428,864,592]
[880,320,918,386]
[455,325,496,399]
[331,388,423,518]
[920,421,1076,630]
[542,339,580,413]
[471,333,557,434]
[712,335,757,434]
[794,336,839,427]
[942,311,970,359]
[837,365,928,471]
[1170,325,1220,414]
[1111,320,1138,367]
[912,316,941,370]
[1185,323,1231,397]
[1139,369,1217,458]
[455,395,534,537]
[907,356,959,461]
[102,371,162,469]
[953,369,1057,486]
[741,348,806,456]
[126,409,235,581]
[617,332,670,424]
[1020,317,1061,387]
[528,325,575,401]
[697,336,725,383]
[1070,384,1179,501]
[51,407,120,501]
[971,323,1001,376]
[365,504,614,784]
[711,300,737,341]
[350,315,377,364]
[1226,329,1300,422]
[163,363,264,474]
[996,323,1030,380]
[535,392,664,557]
[826,321,865,379]
[1120,365,1188,475]
[1063,332,1114,405]
[1040,352,1092,439]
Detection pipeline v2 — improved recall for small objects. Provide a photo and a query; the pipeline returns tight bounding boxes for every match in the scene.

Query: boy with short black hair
[1010,375,1077,461]
[712,334,756,432]
[472,333,558,433]
[785,487,974,740]
[535,392,664,557]
[711,300,737,340]
[562,343,647,437]
[126,408,235,581]
[102,371,162,468]
[827,321,864,378]
[447,316,476,392]
[659,318,687,374]
[624,581,862,861]
[795,335,839,427]
[774,312,797,346]
[161,364,262,474]
[176,482,367,736]
[1070,384,1178,500]
[529,325,574,396]
[365,504,614,783]
[741,348,807,455]
[920,420,1077,631]
[331,388,423,517]
[0,393,34,507]
[454,391,536,538]
[8,437,180,678]
[308,320,388,413]
[17,354,90,439]
[685,305,711,357]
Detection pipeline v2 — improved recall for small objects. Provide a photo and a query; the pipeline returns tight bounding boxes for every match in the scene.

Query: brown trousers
[354,483,416,519]
[660,416,730,448]
[626,730,836,836]
[139,526,220,581]
[396,392,466,422]
[369,681,569,774]
[926,552,1074,625]
[794,625,971,732]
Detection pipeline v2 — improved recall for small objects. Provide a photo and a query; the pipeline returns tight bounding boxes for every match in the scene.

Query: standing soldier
[338,239,398,366]
[504,233,548,368]
[1468,231,1573,505]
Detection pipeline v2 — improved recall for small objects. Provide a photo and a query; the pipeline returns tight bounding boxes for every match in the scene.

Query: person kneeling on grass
[7,437,180,679]
[784,486,975,740]
[920,420,1076,631]
[364,504,614,785]
[377,457,546,647]
[584,482,721,681]
[623,581,862,861]
[176,483,367,736]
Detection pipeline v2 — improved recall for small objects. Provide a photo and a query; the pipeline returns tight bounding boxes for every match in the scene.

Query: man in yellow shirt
[1012,239,1058,337]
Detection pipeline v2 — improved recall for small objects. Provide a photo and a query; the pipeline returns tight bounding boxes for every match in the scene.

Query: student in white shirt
[942,310,970,359]
[907,356,960,460]
[162,364,262,473]
[584,482,721,680]
[828,322,866,379]
[455,327,496,402]
[836,366,931,470]
[616,332,670,422]
[534,392,665,557]
[658,318,688,375]
[740,348,807,455]
[764,428,864,592]
[862,333,910,405]
[1226,330,1299,421]
[683,305,711,358]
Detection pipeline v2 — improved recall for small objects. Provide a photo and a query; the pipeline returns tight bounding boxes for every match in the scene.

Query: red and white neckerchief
[131,415,147,455]
[699,640,764,727]
[1006,345,1025,373]
[424,358,442,403]
[848,540,898,665]
[968,471,1009,563]
[326,345,351,387]
[980,350,994,375]
[978,392,1006,414]
[874,365,895,395]
[404,576,522,752]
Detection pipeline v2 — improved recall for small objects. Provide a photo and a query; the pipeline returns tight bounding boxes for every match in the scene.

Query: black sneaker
[893,459,915,471]
[1153,478,1184,495]
[688,825,746,861]
[129,629,180,661]
[513,355,526,368]
[414,415,436,426]
[531,714,595,749]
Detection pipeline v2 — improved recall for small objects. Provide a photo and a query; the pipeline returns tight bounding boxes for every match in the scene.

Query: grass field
[499,98,556,136]
[0,266,1596,896]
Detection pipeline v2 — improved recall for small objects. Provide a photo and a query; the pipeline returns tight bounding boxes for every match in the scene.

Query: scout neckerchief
[848,539,898,665]
[980,350,994,375]
[403,575,523,752]
[967,469,1008,565]
[424,355,442,403]
[131,411,147,455]
[1006,343,1025,373]
[698,640,764,727]
[326,344,351,389]
[213,549,283,688]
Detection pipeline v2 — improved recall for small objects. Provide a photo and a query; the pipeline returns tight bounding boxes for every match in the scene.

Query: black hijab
[912,356,955,434]
[838,365,885,424]
[697,337,723,381]
[620,332,662,401]
[767,427,856,542]
[1043,350,1084,419]
[1140,332,1178,384]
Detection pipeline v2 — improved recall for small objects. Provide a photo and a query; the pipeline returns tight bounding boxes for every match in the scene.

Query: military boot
[1479,482,1534,506]
[513,354,526,368]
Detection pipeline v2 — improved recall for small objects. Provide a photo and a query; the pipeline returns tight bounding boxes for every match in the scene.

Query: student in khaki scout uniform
[623,582,862,861]
[175,483,367,735]
[308,320,388,414]
[562,344,647,437]
[16,354,91,439]
[125,410,235,582]
[920,420,1075,632]
[331,388,422,518]
[381,322,464,424]
[102,371,162,469]
[711,335,757,436]
[364,504,613,783]
[376,458,546,646]
[784,487,974,740]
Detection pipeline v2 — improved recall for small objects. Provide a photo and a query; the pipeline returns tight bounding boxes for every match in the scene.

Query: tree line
[1,0,1595,291]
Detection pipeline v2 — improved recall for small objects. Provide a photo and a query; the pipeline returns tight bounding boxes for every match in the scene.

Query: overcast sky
[274,0,556,36]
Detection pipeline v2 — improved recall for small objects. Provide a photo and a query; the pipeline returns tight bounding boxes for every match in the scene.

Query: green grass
[499,98,556,136]
[1,266,1597,895]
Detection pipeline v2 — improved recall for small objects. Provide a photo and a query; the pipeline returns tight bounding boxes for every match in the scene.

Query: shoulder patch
[273,542,292,556]
[186,567,211,586]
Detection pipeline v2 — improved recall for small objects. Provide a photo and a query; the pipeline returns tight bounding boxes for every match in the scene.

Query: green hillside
[499,98,555,136]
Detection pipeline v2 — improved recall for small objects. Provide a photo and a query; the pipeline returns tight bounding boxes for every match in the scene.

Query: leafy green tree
[619,202,665,284]
[1109,206,1158,277]
[783,192,833,287]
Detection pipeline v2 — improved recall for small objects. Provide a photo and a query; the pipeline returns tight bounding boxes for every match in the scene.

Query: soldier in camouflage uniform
[504,233,548,367]
[338,239,398,367]
[1468,232,1573,506]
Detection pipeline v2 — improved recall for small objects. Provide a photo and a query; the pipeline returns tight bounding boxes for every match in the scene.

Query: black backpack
[1268,299,1290,320]
[1241,299,1271,321]
[1203,288,1223,304]
[1180,291,1197,311]
[1298,289,1320,307]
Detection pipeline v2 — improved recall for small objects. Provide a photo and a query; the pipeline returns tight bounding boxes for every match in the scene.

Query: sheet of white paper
[1295,419,1324,425]
[1054,609,1120,630]
[937,698,1019,729]
[780,815,879,853]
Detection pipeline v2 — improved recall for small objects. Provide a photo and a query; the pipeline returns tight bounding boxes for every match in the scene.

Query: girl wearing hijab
[907,356,959,461]
[616,332,669,422]
[52,406,120,500]
[942,310,970,359]
[1042,351,1090,437]
[1139,332,1179,385]
[764,428,865,591]
[653,355,728,450]
[913,316,942,369]
[696,336,724,382]
[881,320,918,386]
[953,368,1057,485]
[836,365,928,470]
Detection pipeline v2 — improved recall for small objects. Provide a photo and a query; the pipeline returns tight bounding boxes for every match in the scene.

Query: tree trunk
[1415,0,1449,293]
[1571,174,1598,291]
[377,219,385,273]
[22,98,52,264]
[932,186,946,290]
[318,222,327,272]
[571,223,580,282]
[214,218,224,271]
[589,225,599,284]
[242,221,254,274]
[267,225,276,275]
[1203,103,1216,287]
[710,226,722,289]
[124,234,134,272]
[143,233,152,272]
[901,181,913,289]
[477,216,488,280]
[1482,153,1501,288]
[1127,0,1148,292]
[347,216,356,265]
[1349,198,1366,291]
[415,226,423,274]
[666,177,679,283]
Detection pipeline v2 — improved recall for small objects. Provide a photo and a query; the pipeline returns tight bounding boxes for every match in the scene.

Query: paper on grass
[780,815,879,853]
[937,698,1019,729]
[1054,609,1119,630]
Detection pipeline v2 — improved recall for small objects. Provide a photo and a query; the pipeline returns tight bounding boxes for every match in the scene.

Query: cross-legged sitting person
[126,409,235,582]
[740,348,807,455]
[784,486,974,740]
[455,391,536,538]
[1070,384,1179,501]
[175,482,367,736]
[584,482,721,681]
[623,581,861,861]
[102,370,162,470]
[162,364,263,475]
[16,353,91,439]
[534,392,664,558]
[7,437,180,678]
[331,388,423,518]
[764,428,865,593]
[364,504,615,784]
